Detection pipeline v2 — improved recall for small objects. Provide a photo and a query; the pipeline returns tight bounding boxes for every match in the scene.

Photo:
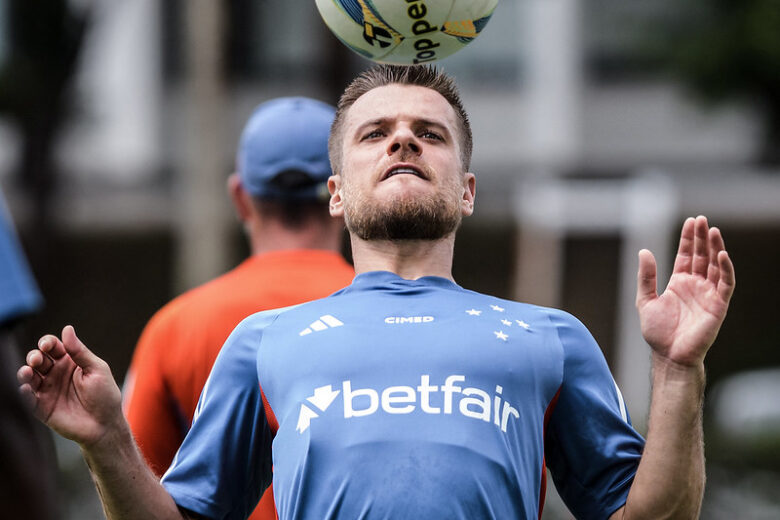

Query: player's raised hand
[17,325,123,446]
[636,216,735,367]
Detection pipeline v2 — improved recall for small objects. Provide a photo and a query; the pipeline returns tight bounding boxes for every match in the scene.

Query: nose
[387,126,421,157]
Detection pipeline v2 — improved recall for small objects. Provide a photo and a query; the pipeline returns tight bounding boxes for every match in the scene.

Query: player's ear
[227,173,253,222]
[328,174,344,217]
[461,172,476,217]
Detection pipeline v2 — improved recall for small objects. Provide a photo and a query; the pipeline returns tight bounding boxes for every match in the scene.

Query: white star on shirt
[466,309,482,316]
[490,304,505,312]
[494,330,508,341]
[501,319,512,326]
[516,320,530,330]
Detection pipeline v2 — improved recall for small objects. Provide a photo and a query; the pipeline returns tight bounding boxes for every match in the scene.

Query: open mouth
[381,164,428,181]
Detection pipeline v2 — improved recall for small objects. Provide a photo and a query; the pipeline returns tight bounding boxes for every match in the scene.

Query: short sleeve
[161,313,277,520]
[543,310,645,520]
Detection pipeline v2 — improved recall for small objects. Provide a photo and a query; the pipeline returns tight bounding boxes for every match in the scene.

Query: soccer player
[18,65,735,520]
[121,97,354,519]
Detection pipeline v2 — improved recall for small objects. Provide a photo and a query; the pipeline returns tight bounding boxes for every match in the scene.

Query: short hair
[328,65,473,175]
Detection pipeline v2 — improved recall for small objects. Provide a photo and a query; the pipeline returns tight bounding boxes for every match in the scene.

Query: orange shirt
[122,249,353,520]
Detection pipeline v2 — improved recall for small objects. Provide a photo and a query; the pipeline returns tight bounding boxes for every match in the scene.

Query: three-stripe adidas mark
[299,315,344,336]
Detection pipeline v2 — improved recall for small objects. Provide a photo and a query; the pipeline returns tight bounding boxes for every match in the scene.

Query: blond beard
[342,179,463,241]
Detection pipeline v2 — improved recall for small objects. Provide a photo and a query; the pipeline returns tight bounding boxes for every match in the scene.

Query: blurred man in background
[121,97,354,519]
[0,188,59,520]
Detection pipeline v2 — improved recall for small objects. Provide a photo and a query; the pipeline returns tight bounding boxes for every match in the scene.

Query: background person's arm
[123,310,189,476]
[17,326,192,520]
[611,216,735,519]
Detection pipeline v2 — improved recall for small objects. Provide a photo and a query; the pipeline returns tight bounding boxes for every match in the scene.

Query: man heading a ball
[19,65,735,520]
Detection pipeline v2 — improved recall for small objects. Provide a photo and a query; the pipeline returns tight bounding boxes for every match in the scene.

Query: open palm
[636,216,735,367]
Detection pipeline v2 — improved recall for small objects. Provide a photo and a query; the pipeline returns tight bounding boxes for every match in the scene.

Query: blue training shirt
[0,190,42,324]
[162,271,644,520]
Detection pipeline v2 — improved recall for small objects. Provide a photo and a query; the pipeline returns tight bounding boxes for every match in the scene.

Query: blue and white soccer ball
[315,0,499,65]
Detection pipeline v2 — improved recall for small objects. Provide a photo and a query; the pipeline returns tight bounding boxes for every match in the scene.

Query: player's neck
[350,234,456,281]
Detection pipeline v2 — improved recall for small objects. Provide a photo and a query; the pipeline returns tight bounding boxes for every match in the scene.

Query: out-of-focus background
[1,1,779,518]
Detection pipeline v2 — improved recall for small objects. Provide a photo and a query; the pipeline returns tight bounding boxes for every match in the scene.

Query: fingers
[707,227,726,284]
[716,249,736,302]
[17,364,42,392]
[18,326,93,388]
[673,216,715,279]
[38,334,67,360]
[692,216,710,277]
[18,326,97,382]
[17,364,43,414]
[26,349,54,374]
[18,383,38,410]
[703,224,735,303]
[636,249,658,308]
[61,325,100,371]
[18,336,60,392]
[672,217,695,275]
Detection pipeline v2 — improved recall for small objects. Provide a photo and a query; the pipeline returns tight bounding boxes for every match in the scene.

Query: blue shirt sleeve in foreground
[162,312,277,520]
[543,309,645,520]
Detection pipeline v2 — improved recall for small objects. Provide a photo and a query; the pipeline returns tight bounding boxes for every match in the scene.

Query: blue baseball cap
[237,97,336,201]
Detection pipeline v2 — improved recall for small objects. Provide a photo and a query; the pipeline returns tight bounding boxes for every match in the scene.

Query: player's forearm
[81,416,187,520]
[620,355,706,520]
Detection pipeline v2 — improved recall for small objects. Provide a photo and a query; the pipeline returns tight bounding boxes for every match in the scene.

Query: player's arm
[17,326,195,520]
[610,216,735,519]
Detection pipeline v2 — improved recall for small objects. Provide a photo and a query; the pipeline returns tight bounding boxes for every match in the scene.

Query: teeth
[388,168,420,177]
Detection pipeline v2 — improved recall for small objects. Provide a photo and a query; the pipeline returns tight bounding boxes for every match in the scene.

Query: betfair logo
[296,375,520,434]
[296,385,341,433]
[363,22,393,48]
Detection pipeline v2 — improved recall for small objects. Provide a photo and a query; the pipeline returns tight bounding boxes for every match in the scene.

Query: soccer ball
[315,0,499,65]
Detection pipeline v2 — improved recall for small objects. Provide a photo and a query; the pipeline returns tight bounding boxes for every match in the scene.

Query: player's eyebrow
[354,119,388,134]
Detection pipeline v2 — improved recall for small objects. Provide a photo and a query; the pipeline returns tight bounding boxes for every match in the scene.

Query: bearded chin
[345,193,462,241]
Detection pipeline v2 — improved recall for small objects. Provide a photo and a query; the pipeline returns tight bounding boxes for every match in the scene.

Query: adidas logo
[299,315,344,336]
